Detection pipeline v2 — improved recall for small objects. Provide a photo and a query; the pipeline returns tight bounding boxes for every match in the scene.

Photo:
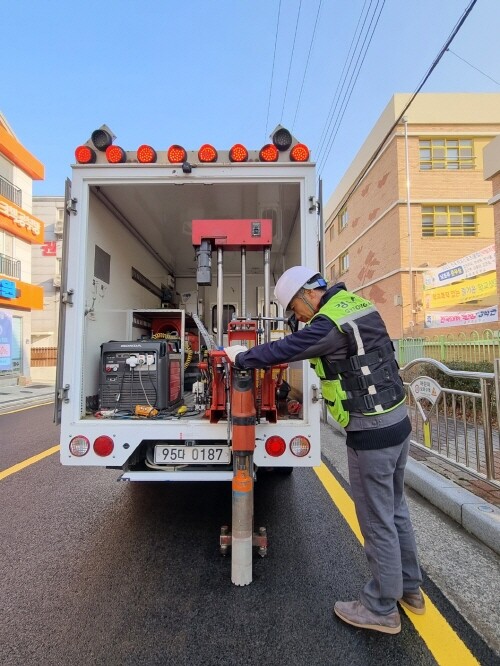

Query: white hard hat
[274,266,324,310]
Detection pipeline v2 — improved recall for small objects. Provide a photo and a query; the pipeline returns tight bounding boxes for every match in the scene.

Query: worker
[224,266,424,635]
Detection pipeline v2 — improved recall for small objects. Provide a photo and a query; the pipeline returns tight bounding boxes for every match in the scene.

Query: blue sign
[0,279,16,299]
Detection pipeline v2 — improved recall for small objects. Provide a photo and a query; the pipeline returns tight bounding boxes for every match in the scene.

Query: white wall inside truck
[81,192,172,405]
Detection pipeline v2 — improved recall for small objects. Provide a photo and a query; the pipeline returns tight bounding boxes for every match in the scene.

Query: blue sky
[1,0,499,199]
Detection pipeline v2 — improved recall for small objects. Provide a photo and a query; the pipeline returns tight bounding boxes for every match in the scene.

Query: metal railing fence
[0,252,21,279]
[0,175,22,207]
[397,330,500,365]
[400,358,499,483]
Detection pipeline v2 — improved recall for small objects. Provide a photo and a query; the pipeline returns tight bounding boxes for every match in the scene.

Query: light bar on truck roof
[91,128,114,151]
[75,145,96,164]
[198,144,218,163]
[272,127,293,151]
[290,143,310,162]
[259,143,279,162]
[106,145,127,163]
[229,143,248,163]
[74,126,311,165]
[167,145,187,163]
[137,144,157,163]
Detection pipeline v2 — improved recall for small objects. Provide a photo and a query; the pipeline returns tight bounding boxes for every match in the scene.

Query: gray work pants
[347,435,422,615]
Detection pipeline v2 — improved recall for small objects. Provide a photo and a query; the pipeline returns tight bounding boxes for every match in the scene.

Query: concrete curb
[0,395,54,415]
[405,458,500,556]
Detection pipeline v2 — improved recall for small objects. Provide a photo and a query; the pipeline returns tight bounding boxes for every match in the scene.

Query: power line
[265,0,282,140]
[317,0,385,174]
[291,0,323,132]
[329,0,479,216]
[315,0,373,163]
[280,0,302,122]
[446,47,500,87]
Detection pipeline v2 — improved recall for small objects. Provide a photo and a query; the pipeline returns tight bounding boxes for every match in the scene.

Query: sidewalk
[0,382,55,415]
[1,385,499,555]
[321,417,500,557]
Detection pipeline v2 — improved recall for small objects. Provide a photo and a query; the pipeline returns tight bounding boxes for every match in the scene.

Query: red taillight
[290,143,310,162]
[106,145,126,163]
[75,146,96,164]
[229,144,248,163]
[93,435,114,457]
[259,144,279,162]
[265,435,286,457]
[167,145,187,163]
[198,144,218,163]
[289,435,310,457]
[137,144,157,163]
[69,435,90,456]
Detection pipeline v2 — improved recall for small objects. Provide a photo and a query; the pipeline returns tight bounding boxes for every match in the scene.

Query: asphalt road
[0,404,498,666]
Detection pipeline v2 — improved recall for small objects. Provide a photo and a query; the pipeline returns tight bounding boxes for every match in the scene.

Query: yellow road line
[314,462,480,666]
[0,445,60,481]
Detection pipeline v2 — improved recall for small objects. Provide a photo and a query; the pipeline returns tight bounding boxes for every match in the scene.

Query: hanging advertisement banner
[423,271,497,309]
[0,309,13,370]
[424,306,498,328]
[423,245,496,289]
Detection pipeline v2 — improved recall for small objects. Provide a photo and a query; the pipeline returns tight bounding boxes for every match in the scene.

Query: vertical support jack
[220,367,267,585]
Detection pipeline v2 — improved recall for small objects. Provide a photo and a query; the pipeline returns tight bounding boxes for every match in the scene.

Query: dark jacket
[235,283,410,450]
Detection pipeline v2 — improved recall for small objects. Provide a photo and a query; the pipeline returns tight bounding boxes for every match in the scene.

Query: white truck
[56,125,323,584]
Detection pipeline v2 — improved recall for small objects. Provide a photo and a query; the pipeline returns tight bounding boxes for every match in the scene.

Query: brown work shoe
[333,600,401,635]
[399,589,426,615]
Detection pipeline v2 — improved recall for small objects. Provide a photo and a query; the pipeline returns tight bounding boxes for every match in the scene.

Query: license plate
[154,445,231,465]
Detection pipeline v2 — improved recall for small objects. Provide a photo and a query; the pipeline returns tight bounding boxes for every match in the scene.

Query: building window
[339,251,349,274]
[329,224,335,241]
[419,138,474,170]
[421,205,477,237]
[338,208,348,232]
[330,265,337,282]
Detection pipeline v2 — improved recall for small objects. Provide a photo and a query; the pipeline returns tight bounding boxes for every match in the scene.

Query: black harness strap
[341,385,406,412]
[328,341,395,374]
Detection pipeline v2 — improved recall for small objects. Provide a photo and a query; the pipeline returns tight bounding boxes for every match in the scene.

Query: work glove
[224,345,248,364]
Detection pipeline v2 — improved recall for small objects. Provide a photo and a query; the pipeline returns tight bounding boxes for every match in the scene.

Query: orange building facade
[324,94,500,339]
[0,113,44,383]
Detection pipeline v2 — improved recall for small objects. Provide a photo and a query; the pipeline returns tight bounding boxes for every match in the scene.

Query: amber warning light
[75,145,96,164]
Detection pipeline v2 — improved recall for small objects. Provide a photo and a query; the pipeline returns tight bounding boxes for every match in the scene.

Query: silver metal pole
[263,248,271,342]
[217,247,224,347]
[241,247,247,318]
[480,378,494,480]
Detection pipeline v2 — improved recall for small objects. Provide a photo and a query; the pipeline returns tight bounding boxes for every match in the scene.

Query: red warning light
[198,144,218,163]
[290,143,310,162]
[167,145,187,163]
[105,145,127,163]
[75,145,96,164]
[259,144,279,162]
[137,145,157,163]
[229,144,248,163]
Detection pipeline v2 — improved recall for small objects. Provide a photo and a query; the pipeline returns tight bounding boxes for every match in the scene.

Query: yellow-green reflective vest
[309,290,405,427]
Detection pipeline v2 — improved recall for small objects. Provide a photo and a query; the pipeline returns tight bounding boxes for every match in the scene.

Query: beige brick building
[484,134,500,288]
[324,93,500,338]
